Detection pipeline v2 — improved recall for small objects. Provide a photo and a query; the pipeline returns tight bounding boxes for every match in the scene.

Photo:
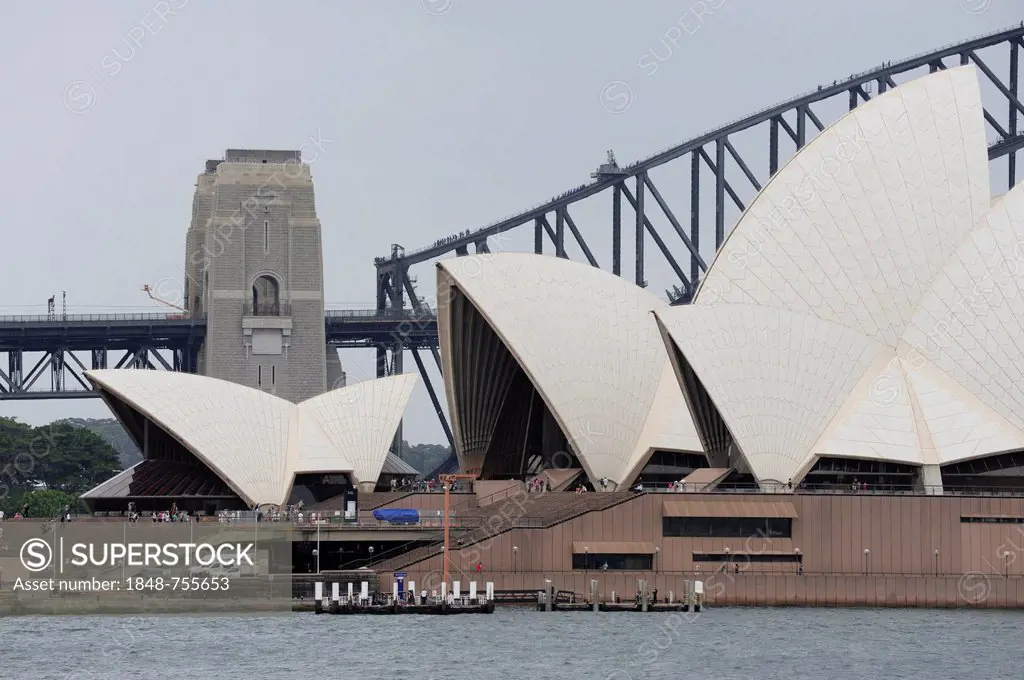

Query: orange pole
[443,479,451,587]
[439,473,476,590]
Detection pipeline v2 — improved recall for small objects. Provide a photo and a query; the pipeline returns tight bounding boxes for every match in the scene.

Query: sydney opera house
[77,65,1024,604]
[389,65,1024,605]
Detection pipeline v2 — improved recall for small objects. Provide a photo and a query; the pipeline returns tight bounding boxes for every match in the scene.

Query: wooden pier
[535,578,705,613]
[315,600,494,615]
[309,578,496,616]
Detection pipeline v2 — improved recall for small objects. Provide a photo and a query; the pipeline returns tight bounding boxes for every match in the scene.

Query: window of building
[961,515,1024,524]
[264,220,270,252]
[662,516,793,538]
[252,274,280,316]
[692,552,802,563]
[571,553,652,571]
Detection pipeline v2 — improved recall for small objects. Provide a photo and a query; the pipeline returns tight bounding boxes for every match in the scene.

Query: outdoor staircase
[308,491,413,514]
[369,491,642,572]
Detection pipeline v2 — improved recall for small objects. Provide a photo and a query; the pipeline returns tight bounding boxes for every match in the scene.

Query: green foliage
[0,417,121,514]
[18,489,80,518]
[399,441,452,475]
[58,417,142,468]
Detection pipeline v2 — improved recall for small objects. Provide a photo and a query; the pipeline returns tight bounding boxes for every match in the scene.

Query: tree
[0,418,121,513]
[400,441,452,475]
[59,417,142,468]
[37,424,122,493]
[19,489,79,518]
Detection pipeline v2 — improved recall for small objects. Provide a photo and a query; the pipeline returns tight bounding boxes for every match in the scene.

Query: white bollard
[347,582,354,604]
[360,581,369,603]
[393,581,399,602]
[469,581,478,601]
[314,582,323,601]
[331,583,340,602]
[485,582,494,602]
[453,581,461,599]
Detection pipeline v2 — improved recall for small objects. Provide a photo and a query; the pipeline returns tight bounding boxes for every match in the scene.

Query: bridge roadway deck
[0,308,438,351]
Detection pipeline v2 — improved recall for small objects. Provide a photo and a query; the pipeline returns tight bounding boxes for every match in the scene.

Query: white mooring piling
[330,583,340,613]
[453,581,461,600]
[347,582,354,604]
[485,582,494,602]
[469,581,478,602]
[360,581,369,604]
[314,582,324,614]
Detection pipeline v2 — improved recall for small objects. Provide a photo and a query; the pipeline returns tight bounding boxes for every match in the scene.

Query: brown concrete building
[364,488,1024,607]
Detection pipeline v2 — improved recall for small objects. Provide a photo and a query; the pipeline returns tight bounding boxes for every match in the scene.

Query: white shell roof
[695,65,989,345]
[85,370,417,506]
[657,66,1024,486]
[299,374,417,484]
[657,303,886,484]
[438,253,702,487]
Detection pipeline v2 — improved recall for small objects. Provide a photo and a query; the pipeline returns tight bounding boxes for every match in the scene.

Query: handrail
[0,309,436,324]
[642,482,1024,495]
[324,308,435,319]
[0,312,203,323]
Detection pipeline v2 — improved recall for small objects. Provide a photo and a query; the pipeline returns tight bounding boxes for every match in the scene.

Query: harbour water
[1,607,1019,679]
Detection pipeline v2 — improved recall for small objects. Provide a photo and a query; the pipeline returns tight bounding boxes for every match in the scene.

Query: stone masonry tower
[183,149,342,402]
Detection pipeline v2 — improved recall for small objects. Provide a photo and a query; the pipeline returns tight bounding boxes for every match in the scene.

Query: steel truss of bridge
[375,24,1024,474]
[0,308,438,398]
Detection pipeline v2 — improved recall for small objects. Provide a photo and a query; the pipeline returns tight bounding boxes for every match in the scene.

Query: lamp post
[863,548,870,576]
[513,545,518,574]
[584,546,590,589]
[794,548,802,575]
[933,549,939,577]
[654,546,660,574]
[1001,549,1011,578]
[312,548,319,574]
[724,546,731,573]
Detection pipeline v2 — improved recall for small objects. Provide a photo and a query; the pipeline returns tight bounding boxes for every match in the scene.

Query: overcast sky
[1,0,1019,445]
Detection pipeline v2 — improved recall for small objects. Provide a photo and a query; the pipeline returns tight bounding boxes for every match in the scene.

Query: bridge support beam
[0,346,193,400]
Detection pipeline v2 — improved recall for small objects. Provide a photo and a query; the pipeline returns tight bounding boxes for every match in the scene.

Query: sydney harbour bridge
[2,25,1023,475]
